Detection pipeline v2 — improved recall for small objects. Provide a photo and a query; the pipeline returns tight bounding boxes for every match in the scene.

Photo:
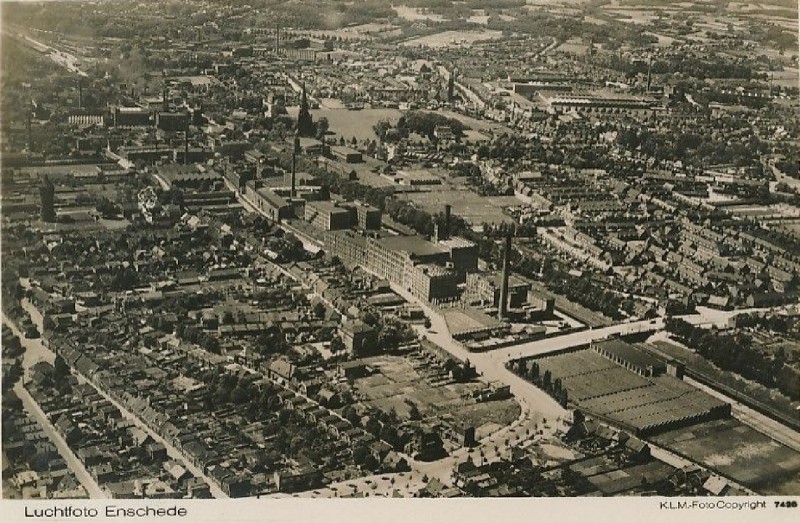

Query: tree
[553,378,562,394]
[365,416,381,435]
[352,444,370,465]
[312,302,327,319]
[53,355,69,379]
[542,370,552,390]
[330,336,345,353]
[344,406,360,426]
[379,425,398,447]
[363,453,379,471]
[315,117,329,140]
[408,402,422,421]
[231,385,249,405]
[95,198,120,218]
[527,362,540,382]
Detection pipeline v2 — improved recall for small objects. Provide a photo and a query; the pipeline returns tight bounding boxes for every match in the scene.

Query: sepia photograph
[0,0,798,521]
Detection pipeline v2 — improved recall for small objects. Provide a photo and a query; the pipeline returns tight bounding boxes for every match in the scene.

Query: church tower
[296,82,314,137]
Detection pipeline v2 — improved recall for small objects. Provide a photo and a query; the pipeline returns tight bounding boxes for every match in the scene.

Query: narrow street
[68,370,229,499]
[4,305,228,499]
[3,312,104,497]
[13,383,107,498]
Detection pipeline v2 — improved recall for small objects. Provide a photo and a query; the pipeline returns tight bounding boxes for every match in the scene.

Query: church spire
[296,81,314,137]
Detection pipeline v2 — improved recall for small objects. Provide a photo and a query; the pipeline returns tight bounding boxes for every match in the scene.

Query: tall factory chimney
[646,55,652,93]
[442,204,451,241]
[447,72,454,102]
[498,234,512,319]
[78,78,83,109]
[25,111,32,151]
[291,130,300,198]
[275,22,280,55]
[39,175,56,223]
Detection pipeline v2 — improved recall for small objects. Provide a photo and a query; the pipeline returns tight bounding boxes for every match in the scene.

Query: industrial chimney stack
[291,130,299,198]
[443,204,451,240]
[498,234,512,319]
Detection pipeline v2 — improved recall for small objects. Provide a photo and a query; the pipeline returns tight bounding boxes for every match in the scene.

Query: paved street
[3,312,104,498]
[69,371,229,499]
[4,306,228,499]
[13,383,106,498]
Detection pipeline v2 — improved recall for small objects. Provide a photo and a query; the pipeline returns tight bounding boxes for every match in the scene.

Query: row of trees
[373,111,467,143]
[734,313,795,335]
[616,127,766,168]
[665,318,793,396]
[508,359,569,407]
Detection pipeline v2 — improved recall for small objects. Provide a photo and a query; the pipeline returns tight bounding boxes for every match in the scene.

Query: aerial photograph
[1,0,798,503]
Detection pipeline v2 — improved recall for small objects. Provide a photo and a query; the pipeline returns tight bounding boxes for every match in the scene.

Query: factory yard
[353,354,520,431]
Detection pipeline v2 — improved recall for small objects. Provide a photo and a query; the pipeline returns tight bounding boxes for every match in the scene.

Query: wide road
[390,282,569,423]
[488,317,664,363]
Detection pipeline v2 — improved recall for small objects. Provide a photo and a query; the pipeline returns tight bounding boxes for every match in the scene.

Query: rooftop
[375,235,446,257]
[593,338,665,371]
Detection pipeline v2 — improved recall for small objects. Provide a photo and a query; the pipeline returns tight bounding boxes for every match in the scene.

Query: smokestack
[291,131,299,197]
[275,22,280,55]
[646,56,652,93]
[443,204,451,241]
[78,78,83,109]
[499,234,512,319]
[26,111,32,151]
[447,72,454,102]
[184,122,189,165]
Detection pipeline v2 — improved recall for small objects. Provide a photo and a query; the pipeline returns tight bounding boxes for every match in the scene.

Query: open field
[400,189,519,225]
[286,107,403,142]
[402,30,504,49]
[393,6,448,22]
[652,418,800,493]
[556,41,590,55]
